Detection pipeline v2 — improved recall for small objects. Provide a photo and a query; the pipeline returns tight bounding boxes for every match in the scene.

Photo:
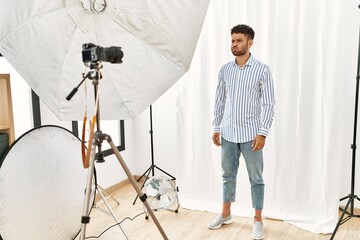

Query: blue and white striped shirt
[212,54,275,143]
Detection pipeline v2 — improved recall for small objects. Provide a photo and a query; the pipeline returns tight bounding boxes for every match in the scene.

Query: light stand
[133,105,176,205]
[330,27,360,239]
[67,63,168,240]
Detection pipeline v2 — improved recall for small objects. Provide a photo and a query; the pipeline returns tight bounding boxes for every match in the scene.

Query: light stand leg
[132,166,153,205]
[95,185,120,211]
[96,186,129,239]
[105,134,169,240]
[330,196,358,240]
[79,137,97,240]
[154,165,176,179]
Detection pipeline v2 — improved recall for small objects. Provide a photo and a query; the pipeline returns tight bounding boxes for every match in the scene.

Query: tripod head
[84,62,103,81]
[65,63,102,101]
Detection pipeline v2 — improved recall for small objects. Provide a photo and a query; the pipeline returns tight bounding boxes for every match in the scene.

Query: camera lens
[104,47,123,64]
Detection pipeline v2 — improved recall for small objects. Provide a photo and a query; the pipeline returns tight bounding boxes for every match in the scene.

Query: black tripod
[133,105,176,205]
[330,27,360,239]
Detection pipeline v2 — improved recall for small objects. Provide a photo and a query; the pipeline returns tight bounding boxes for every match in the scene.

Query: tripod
[67,63,168,240]
[133,105,176,205]
[330,28,360,239]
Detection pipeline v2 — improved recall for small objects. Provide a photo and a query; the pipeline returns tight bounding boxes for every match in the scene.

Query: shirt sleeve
[258,66,275,137]
[212,68,226,132]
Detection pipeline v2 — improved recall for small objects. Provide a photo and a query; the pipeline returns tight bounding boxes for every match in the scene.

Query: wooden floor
[85,182,360,240]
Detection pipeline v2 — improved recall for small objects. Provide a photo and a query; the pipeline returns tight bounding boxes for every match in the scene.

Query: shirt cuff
[258,128,268,137]
[213,126,220,132]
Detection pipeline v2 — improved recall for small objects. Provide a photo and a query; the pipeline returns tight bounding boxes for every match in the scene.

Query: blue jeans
[221,137,264,210]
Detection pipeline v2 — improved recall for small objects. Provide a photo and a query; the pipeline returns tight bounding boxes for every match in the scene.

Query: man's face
[231,33,253,57]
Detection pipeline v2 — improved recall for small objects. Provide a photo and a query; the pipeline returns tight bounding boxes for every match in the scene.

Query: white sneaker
[252,221,265,239]
[207,214,232,229]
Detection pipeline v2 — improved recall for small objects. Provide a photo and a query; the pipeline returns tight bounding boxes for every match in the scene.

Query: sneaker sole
[207,219,232,230]
[252,234,265,240]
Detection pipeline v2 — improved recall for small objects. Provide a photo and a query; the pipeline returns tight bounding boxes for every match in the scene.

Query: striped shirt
[212,54,275,143]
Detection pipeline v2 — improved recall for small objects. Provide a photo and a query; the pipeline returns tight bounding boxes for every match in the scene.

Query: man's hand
[252,135,266,151]
[212,132,221,146]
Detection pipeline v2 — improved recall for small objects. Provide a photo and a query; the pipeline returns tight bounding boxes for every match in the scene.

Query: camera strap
[81,71,99,169]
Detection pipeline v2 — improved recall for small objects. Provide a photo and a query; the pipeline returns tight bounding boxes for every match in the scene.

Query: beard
[231,44,248,56]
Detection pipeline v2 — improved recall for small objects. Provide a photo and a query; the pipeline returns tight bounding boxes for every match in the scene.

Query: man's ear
[248,39,254,48]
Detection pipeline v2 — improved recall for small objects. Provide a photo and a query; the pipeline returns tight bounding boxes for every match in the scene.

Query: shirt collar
[233,53,253,69]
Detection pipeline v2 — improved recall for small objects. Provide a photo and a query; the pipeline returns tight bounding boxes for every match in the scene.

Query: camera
[82,43,123,64]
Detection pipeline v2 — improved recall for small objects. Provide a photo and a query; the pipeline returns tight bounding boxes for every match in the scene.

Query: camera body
[82,43,123,64]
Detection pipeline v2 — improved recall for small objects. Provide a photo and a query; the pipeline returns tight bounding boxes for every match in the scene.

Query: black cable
[84,211,146,239]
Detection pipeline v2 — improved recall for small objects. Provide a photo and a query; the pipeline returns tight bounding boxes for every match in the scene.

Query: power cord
[84,211,146,239]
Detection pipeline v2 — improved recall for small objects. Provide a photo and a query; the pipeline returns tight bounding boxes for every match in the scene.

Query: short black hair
[231,24,255,40]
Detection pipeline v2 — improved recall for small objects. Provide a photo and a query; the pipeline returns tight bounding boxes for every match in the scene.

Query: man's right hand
[212,132,221,146]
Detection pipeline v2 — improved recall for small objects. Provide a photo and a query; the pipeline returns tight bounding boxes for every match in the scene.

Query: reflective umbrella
[0,0,210,120]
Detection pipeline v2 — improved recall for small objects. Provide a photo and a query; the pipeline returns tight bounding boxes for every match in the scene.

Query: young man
[208,24,275,240]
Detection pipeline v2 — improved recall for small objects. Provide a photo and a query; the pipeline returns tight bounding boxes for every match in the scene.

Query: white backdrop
[176,0,360,234]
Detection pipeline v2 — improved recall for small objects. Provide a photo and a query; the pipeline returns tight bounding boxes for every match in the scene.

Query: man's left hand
[252,135,266,151]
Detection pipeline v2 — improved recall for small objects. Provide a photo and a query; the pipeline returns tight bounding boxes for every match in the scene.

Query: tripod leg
[135,165,153,183]
[330,198,352,240]
[355,196,360,217]
[105,135,169,240]
[79,140,97,240]
[155,165,176,180]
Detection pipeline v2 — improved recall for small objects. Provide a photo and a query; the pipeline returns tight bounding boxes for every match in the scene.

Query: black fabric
[0,133,9,167]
